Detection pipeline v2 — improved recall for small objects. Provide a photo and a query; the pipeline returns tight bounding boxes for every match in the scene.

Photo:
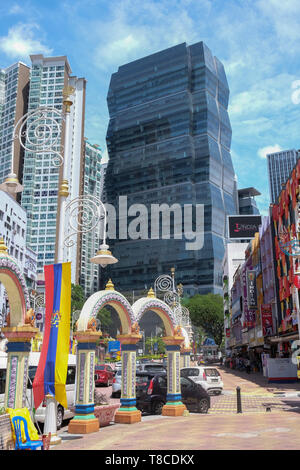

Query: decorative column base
[114,409,142,424]
[114,398,141,424]
[162,394,186,416]
[162,404,187,416]
[68,405,99,434]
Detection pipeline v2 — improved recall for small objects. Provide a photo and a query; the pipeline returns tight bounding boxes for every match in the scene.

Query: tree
[71,284,85,331]
[184,293,224,347]
[96,308,113,334]
[145,336,166,355]
[71,284,85,312]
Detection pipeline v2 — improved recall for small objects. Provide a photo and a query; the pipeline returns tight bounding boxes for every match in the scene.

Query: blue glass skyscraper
[105,42,237,296]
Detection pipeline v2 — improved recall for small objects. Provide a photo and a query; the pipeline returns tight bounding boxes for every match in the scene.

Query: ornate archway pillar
[2,326,38,409]
[162,333,186,416]
[114,331,142,424]
[180,347,192,369]
[68,330,101,434]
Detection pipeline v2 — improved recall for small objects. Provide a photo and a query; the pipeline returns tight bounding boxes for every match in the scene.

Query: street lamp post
[154,268,192,367]
[0,86,118,444]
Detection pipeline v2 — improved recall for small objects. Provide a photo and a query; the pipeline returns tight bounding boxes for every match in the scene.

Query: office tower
[105,41,237,296]
[80,139,102,297]
[267,149,299,203]
[99,161,108,202]
[0,62,30,196]
[20,55,86,283]
[238,187,261,215]
[0,190,37,326]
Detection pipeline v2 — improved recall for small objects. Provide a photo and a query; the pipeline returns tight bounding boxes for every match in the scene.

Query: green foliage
[71,284,85,312]
[96,308,113,333]
[185,293,224,347]
[71,284,85,330]
[145,336,166,355]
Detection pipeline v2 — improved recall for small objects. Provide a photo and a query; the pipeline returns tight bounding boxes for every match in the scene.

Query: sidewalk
[55,411,300,451]
[217,365,300,397]
[51,366,300,450]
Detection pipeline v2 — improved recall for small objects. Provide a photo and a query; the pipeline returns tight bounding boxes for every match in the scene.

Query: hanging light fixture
[90,243,118,268]
[0,172,23,194]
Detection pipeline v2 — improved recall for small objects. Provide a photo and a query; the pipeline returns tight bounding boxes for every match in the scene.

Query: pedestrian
[246,357,251,374]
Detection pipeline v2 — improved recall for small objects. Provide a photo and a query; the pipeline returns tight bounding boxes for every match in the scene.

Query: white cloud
[229,73,297,118]
[9,4,23,15]
[257,144,283,159]
[91,0,201,71]
[0,23,52,60]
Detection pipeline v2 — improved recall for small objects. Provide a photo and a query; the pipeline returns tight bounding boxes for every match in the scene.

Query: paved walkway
[216,364,300,396]
[52,365,300,450]
[55,411,300,451]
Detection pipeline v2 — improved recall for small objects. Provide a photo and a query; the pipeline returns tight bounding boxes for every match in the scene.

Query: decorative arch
[132,294,177,337]
[76,288,135,334]
[0,250,30,327]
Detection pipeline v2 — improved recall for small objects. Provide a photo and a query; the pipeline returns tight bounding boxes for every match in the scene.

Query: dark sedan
[136,372,210,415]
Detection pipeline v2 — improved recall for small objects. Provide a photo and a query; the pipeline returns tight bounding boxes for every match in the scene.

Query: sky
[0,0,300,215]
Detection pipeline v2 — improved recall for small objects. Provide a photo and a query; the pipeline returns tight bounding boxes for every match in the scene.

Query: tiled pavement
[52,365,300,450]
[209,394,292,414]
[55,412,300,451]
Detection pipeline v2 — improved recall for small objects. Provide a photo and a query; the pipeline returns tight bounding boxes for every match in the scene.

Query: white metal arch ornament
[64,195,106,249]
[13,106,65,168]
[154,274,174,294]
[174,305,190,326]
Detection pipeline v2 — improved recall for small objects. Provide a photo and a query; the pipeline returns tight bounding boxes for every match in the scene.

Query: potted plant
[93,390,119,427]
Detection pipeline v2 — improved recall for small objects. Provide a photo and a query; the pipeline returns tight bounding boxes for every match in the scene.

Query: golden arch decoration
[76,288,135,334]
[132,294,177,337]
[0,246,30,327]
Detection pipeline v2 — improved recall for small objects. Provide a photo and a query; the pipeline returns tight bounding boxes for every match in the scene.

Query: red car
[94,364,115,387]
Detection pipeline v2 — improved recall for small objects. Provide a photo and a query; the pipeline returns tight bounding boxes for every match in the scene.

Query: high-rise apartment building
[105,42,237,296]
[79,139,102,297]
[20,55,86,283]
[267,149,299,203]
[0,190,37,326]
[99,161,108,202]
[0,62,30,196]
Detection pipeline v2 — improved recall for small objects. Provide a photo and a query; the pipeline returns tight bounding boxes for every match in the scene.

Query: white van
[0,351,76,430]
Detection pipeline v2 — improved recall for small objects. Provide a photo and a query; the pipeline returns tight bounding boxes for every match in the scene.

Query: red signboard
[261,304,273,336]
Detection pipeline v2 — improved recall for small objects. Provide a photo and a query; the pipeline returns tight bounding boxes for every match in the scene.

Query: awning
[268,333,299,343]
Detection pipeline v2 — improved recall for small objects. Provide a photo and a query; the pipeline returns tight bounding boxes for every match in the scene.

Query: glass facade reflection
[105,42,237,296]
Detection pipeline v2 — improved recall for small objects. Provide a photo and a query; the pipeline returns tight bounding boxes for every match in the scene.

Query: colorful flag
[33,262,71,410]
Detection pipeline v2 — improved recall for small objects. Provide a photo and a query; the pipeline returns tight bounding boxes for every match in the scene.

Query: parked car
[94,364,115,387]
[180,366,223,395]
[0,351,76,430]
[111,369,122,398]
[136,372,210,415]
[136,363,166,373]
